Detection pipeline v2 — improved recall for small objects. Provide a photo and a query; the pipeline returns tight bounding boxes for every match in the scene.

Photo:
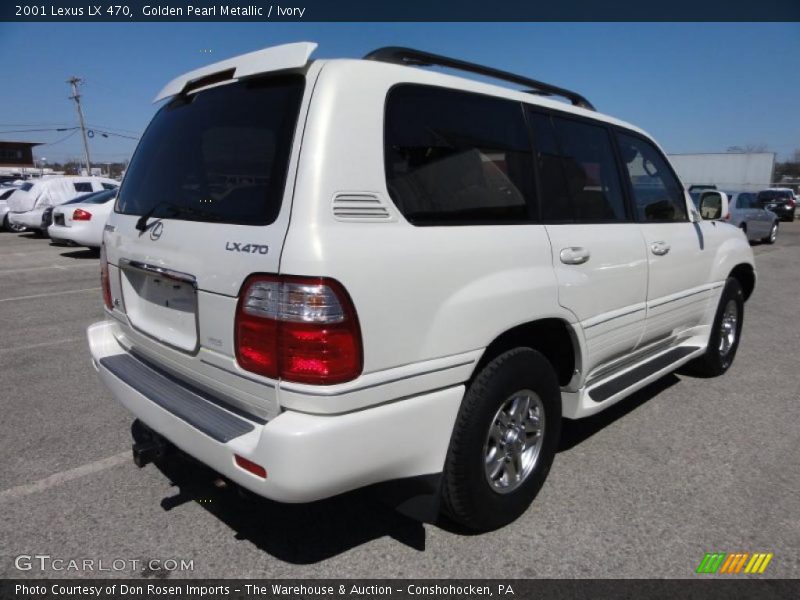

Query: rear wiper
[135,201,222,231]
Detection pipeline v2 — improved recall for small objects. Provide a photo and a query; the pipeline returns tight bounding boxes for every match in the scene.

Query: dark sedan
[757,189,796,222]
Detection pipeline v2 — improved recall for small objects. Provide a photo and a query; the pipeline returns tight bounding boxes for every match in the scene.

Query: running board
[588,346,700,403]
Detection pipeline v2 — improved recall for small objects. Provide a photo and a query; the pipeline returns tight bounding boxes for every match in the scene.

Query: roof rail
[363,47,595,111]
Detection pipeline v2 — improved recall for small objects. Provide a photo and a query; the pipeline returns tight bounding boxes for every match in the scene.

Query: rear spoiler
[154,41,317,102]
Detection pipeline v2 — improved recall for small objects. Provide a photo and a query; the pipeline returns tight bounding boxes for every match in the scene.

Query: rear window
[384,85,535,225]
[758,190,790,201]
[19,182,33,191]
[80,190,117,205]
[116,75,305,225]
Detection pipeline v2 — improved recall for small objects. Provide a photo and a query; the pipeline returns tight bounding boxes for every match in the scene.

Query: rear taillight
[100,245,113,310]
[73,208,92,221]
[235,275,362,385]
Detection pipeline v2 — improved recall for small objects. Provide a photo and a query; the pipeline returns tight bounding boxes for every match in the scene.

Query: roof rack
[363,47,595,111]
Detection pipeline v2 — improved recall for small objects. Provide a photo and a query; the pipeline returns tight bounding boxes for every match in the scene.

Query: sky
[0,22,798,164]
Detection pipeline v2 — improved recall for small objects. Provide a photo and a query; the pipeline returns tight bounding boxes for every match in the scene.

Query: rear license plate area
[120,267,199,352]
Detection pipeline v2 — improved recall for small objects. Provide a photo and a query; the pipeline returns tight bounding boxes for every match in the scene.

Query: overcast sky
[1,22,798,163]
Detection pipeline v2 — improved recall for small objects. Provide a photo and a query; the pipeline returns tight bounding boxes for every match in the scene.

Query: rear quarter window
[384,85,536,225]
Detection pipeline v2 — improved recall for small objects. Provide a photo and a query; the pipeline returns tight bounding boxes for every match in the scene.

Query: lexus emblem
[149,221,164,241]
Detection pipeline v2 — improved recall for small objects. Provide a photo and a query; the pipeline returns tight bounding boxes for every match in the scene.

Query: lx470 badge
[225,243,268,254]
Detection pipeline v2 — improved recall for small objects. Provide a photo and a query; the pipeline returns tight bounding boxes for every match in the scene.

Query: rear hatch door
[106,74,307,355]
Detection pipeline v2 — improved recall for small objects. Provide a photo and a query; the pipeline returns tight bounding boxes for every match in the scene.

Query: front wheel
[442,348,561,531]
[3,215,26,232]
[687,278,744,377]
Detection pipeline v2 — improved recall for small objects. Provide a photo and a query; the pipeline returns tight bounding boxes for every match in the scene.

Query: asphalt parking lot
[1,225,798,579]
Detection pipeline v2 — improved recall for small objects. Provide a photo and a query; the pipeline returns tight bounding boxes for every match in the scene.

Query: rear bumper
[9,210,44,229]
[87,320,462,503]
[49,223,99,247]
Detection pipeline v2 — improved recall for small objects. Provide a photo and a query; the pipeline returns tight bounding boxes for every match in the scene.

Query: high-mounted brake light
[100,245,113,310]
[235,275,362,385]
[73,208,92,221]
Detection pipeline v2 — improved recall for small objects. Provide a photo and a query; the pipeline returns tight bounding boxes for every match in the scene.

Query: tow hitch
[131,419,170,468]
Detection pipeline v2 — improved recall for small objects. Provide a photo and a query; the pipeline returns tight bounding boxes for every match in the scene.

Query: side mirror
[699,191,729,221]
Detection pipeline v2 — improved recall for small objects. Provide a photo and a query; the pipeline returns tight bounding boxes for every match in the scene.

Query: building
[0,140,42,169]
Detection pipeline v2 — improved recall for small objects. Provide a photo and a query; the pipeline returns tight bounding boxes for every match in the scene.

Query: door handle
[650,241,671,256]
[560,247,591,265]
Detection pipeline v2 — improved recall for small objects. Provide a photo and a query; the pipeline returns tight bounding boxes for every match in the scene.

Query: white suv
[88,43,755,531]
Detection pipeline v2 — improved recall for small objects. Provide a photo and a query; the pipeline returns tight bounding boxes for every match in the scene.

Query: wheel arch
[729,263,755,301]
[471,318,578,388]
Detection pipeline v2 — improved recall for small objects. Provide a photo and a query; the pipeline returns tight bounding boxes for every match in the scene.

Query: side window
[101,183,117,191]
[529,112,628,223]
[616,133,688,222]
[73,182,93,193]
[529,113,571,221]
[385,85,535,225]
[739,193,755,209]
[551,116,628,222]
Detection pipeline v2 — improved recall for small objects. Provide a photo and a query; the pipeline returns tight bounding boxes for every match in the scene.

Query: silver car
[726,191,779,244]
[692,191,779,244]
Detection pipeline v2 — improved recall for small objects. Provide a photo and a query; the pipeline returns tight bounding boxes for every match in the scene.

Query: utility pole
[67,76,92,175]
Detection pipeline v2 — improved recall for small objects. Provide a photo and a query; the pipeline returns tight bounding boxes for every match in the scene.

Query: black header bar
[3,0,800,22]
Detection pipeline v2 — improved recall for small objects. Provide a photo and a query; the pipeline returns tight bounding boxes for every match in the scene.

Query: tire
[762,221,778,244]
[3,215,26,233]
[687,278,744,377]
[442,348,561,531]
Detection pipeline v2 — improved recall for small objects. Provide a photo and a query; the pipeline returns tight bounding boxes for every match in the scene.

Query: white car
[1,185,26,231]
[7,176,118,234]
[88,43,756,531]
[49,189,117,249]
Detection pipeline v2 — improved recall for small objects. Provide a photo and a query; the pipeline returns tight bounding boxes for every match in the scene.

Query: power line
[87,128,139,141]
[40,130,80,146]
[0,127,77,134]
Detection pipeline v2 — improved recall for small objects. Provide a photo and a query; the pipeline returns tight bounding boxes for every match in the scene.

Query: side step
[588,346,700,403]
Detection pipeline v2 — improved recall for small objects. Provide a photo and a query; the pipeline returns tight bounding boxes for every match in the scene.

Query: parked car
[48,189,117,249]
[691,191,779,244]
[756,188,796,222]
[0,185,26,232]
[88,43,756,532]
[7,176,118,234]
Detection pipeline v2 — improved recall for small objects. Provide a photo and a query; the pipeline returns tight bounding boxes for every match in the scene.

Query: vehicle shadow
[558,374,680,451]
[59,248,99,259]
[150,375,680,556]
[152,457,426,564]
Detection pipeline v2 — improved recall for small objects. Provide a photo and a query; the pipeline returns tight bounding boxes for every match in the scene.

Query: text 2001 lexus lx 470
[88,43,755,531]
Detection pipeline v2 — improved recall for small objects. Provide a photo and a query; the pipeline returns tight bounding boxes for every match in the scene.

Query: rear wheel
[762,221,778,244]
[687,278,744,377]
[442,348,561,531]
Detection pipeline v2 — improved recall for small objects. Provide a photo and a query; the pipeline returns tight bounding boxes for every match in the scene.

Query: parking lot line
[0,264,98,275]
[0,451,130,503]
[0,337,83,353]
[0,287,100,303]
